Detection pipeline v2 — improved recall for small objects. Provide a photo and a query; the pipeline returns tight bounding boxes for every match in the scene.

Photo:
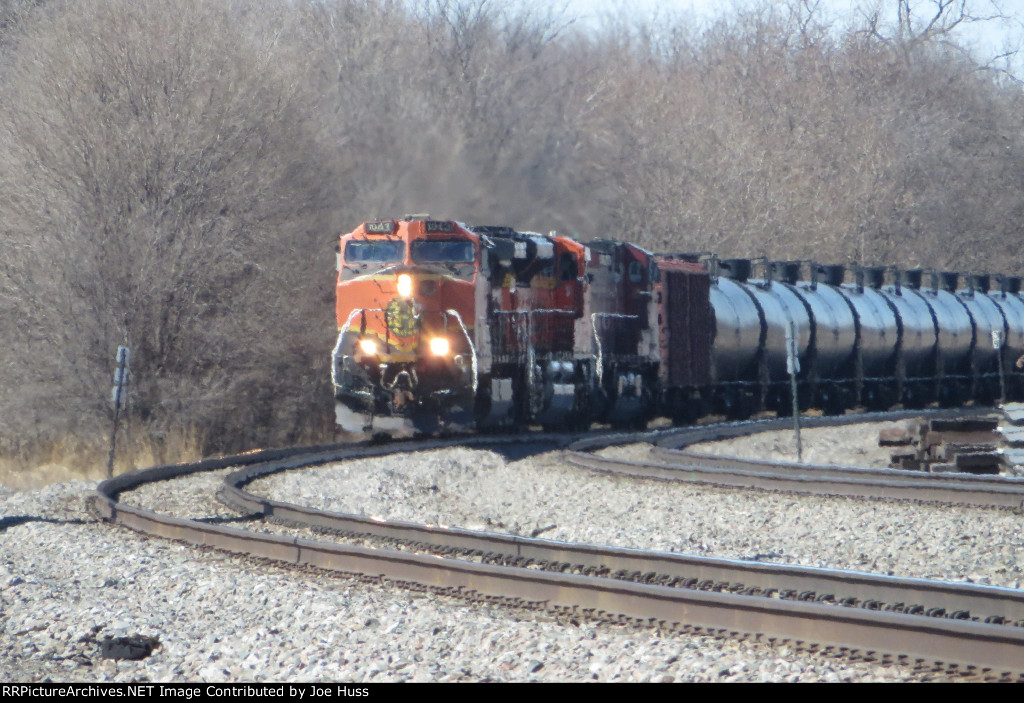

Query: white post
[786,321,802,462]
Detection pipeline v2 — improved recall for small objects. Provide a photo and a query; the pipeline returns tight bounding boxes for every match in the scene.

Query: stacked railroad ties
[997,404,1024,475]
[880,417,1005,474]
[879,408,1024,476]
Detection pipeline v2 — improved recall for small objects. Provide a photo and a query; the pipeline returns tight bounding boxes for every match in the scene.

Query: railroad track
[90,410,1024,681]
[569,408,1024,509]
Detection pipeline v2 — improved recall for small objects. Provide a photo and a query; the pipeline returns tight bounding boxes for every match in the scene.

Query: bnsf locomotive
[333,215,1024,434]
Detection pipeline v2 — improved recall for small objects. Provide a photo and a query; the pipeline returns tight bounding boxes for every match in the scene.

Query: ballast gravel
[2,422,1020,682]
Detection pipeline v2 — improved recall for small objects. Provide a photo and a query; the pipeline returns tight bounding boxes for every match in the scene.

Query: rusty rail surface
[566,408,1024,509]
[90,413,1024,680]
[219,470,1024,628]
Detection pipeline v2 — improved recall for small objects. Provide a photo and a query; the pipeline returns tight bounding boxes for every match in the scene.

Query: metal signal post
[786,320,802,462]
[107,345,130,479]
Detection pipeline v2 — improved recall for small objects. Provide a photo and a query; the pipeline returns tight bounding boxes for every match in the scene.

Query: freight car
[332,216,1024,434]
[656,259,1024,423]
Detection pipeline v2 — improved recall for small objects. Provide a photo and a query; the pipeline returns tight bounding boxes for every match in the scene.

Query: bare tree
[1,0,1023,462]
[0,0,335,454]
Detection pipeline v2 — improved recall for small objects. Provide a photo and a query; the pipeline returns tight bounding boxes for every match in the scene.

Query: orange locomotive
[332,217,479,433]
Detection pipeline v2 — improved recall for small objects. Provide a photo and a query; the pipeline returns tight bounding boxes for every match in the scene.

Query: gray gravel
[3,422,1017,682]
[253,440,1024,589]
[685,422,902,467]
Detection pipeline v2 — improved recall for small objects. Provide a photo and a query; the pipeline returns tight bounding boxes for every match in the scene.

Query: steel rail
[89,481,1024,677]
[221,463,1024,627]
[567,451,1024,508]
[649,447,1023,490]
[89,420,1024,679]
[565,408,1024,508]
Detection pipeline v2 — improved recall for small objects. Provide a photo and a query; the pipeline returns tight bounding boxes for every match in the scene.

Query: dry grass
[0,428,205,491]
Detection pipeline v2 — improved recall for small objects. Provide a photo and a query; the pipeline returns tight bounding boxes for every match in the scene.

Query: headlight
[429,337,450,356]
[358,338,378,355]
[397,274,413,298]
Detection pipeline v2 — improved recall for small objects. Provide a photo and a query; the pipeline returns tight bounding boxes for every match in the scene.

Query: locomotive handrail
[331,307,387,390]
[443,308,478,394]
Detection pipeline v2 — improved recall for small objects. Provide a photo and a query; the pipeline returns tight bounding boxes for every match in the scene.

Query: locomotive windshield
[411,239,475,264]
[344,240,404,263]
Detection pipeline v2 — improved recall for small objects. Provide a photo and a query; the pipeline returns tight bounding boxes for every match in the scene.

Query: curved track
[570,409,1024,508]
[90,410,1024,681]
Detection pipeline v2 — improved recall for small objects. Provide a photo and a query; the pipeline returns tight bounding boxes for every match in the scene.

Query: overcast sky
[556,0,1023,65]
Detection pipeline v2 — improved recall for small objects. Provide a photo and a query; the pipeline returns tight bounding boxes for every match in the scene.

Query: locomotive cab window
[411,239,475,264]
[344,240,404,264]
[560,252,578,282]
